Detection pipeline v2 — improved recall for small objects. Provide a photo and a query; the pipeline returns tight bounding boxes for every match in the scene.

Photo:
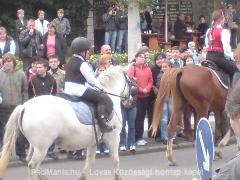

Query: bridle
[98,73,131,100]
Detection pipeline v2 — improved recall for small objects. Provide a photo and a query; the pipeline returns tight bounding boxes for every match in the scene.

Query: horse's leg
[215,128,234,159]
[183,104,194,141]
[103,132,122,180]
[28,147,48,180]
[79,145,97,180]
[167,106,183,166]
[214,111,222,145]
[26,144,33,164]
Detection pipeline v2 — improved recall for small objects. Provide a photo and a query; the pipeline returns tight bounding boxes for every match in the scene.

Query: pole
[165,0,168,42]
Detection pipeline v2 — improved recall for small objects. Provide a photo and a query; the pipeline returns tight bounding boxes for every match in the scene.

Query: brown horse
[150,65,235,166]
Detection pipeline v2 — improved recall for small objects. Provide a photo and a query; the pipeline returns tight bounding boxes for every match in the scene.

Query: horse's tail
[151,68,183,136]
[0,105,25,177]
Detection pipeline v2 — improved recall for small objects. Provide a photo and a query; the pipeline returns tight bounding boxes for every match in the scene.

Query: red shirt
[207,25,224,52]
[128,64,153,98]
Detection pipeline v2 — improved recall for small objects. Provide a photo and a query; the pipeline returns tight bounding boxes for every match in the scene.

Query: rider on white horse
[64,37,115,132]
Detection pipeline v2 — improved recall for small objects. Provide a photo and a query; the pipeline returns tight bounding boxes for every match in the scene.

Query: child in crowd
[156,60,176,144]
[185,55,194,65]
[188,41,198,64]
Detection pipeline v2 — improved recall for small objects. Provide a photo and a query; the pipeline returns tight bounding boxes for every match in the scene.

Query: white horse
[0,66,131,180]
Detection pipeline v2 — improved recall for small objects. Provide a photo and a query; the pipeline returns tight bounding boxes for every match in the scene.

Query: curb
[8,139,194,168]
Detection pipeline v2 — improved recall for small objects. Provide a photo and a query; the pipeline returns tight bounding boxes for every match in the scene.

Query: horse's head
[97,66,131,98]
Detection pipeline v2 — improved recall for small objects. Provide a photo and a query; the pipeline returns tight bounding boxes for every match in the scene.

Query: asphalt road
[4,144,238,180]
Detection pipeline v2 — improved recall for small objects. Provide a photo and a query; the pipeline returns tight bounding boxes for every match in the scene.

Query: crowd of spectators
[0,4,239,162]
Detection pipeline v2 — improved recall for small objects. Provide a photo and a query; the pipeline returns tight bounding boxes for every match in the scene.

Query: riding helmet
[71,37,91,54]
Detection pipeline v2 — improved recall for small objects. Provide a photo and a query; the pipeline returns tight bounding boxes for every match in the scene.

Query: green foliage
[89,48,171,65]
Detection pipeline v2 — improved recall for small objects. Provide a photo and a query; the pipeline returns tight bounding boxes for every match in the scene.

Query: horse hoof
[115,175,123,180]
[168,160,177,166]
[215,150,223,159]
[39,175,48,180]
[78,175,87,180]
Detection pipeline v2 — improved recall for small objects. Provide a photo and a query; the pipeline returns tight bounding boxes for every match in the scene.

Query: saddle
[58,93,97,125]
[201,60,230,89]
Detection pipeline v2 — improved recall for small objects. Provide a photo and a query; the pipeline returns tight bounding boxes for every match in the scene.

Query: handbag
[121,64,138,108]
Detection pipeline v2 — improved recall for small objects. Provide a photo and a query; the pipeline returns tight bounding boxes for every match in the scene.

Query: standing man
[116,7,128,53]
[48,55,65,94]
[52,8,71,53]
[92,44,119,72]
[28,59,58,160]
[0,53,28,161]
[19,19,43,70]
[15,9,27,36]
[102,5,118,52]
[28,59,57,98]
[205,10,239,85]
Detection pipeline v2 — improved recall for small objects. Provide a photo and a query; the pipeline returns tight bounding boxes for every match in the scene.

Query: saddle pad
[66,100,97,125]
[210,69,230,90]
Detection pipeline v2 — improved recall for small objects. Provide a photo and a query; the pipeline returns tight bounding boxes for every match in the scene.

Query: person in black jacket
[28,59,58,160]
[19,19,43,70]
[197,15,208,49]
[174,13,187,39]
[15,9,27,36]
[28,59,57,98]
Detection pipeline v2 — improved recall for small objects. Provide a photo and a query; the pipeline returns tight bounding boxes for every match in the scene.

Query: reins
[97,73,131,100]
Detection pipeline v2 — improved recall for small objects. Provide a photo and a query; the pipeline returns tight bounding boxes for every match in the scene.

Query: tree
[117,0,153,61]
[128,0,154,61]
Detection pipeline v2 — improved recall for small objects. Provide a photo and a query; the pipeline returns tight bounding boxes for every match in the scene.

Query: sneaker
[120,146,126,151]
[103,149,110,154]
[96,149,101,154]
[173,139,178,145]
[136,139,147,146]
[129,145,136,151]
[162,139,168,145]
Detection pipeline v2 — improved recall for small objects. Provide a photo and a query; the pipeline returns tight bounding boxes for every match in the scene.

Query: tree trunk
[128,0,142,62]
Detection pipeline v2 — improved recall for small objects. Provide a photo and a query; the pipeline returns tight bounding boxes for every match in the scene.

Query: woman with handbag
[127,50,153,147]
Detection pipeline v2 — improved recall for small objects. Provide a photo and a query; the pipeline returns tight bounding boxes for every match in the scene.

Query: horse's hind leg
[26,144,33,164]
[79,145,97,180]
[104,132,122,180]
[28,147,48,180]
[215,128,234,159]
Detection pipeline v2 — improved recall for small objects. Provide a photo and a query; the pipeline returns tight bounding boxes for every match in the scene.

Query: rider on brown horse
[205,10,239,85]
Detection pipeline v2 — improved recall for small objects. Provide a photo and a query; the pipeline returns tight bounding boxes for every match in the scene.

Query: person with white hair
[188,41,198,64]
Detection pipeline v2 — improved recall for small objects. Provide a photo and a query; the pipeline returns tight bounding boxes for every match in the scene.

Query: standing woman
[128,50,153,146]
[42,23,65,67]
[149,52,166,140]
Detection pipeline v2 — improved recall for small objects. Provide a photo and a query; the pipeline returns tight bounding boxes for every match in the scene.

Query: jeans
[135,97,149,141]
[105,30,117,52]
[160,97,172,140]
[116,30,127,53]
[120,105,137,147]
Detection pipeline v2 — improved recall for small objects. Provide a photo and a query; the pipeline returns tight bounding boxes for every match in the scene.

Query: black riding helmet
[71,37,91,54]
